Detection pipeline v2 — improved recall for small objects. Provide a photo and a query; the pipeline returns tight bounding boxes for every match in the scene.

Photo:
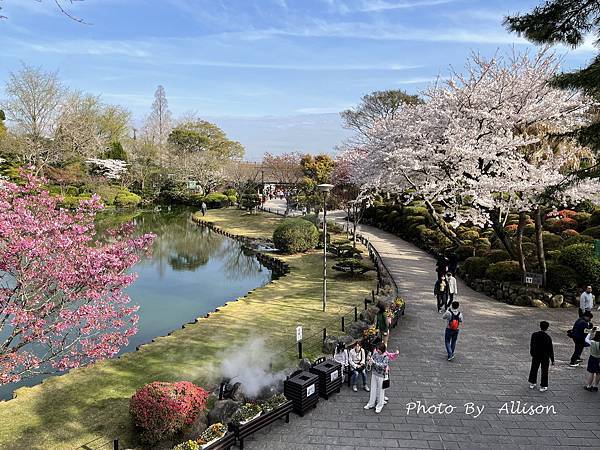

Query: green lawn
[0,208,375,450]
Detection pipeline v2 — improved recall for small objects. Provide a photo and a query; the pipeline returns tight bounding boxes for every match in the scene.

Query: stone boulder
[229,382,246,402]
[347,320,370,339]
[514,295,533,307]
[298,358,312,371]
[322,335,338,354]
[338,334,355,347]
[180,413,208,442]
[208,399,242,425]
[561,301,574,308]
[495,289,504,301]
[532,299,547,308]
[359,305,378,324]
[549,295,564,308]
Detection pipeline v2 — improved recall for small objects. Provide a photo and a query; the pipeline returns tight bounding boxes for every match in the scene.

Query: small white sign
[525,276,533,284]
[306,384,315,397]
[296,326,302,342]
[330,370,339,382]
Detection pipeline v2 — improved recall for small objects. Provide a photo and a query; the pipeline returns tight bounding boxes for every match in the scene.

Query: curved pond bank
[0,207,272,400]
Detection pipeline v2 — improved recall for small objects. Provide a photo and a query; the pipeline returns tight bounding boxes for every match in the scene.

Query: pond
[0,206,272,400]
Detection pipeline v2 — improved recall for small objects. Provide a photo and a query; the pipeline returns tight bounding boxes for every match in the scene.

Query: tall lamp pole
[317,184,334,312]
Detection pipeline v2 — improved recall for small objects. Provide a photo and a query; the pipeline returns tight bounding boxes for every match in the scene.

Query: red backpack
[448,311,461,330]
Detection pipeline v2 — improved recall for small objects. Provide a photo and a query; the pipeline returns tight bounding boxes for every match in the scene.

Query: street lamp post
[316,183,334,312]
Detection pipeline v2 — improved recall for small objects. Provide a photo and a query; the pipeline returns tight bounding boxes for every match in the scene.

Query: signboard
[595,240,600,259]
[187,180,197,190]
[330,370,339,382]
[296,326,302,343]
[524,272,543,286]
[306,384,315,397]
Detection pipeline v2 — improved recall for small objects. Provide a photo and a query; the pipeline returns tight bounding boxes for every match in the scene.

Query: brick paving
[245,221,600,449]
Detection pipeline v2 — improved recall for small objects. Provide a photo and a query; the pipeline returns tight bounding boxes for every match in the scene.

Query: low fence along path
[246,217,600,449]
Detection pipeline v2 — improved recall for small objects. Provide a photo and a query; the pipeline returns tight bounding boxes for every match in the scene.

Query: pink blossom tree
[0,174,154,384]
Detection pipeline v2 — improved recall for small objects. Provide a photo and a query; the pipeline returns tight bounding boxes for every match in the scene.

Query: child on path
[441,301,463,361]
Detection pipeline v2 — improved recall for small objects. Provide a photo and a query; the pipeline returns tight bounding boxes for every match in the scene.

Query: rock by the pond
[180,413,208,442]
[549,295,564,308]
[208,399,242,425]
[531,299,547,308]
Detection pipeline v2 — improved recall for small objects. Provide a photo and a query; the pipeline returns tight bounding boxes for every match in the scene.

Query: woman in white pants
[364,342,389,414]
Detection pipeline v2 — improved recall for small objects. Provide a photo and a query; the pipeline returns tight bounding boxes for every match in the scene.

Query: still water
[0,207,272,400]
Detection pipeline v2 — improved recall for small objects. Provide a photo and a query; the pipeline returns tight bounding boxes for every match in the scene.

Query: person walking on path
[442,301,463,361]
[528,321,554,392]
[435,256,448,280]
[580,286,595,317]
[364,342,389,414]
[446,272,457,310]
[349,341,368,392]
[584,327,600,391]
[375,301,390,346]
[434,276,448,313]
[569,311,594,367]
[584,328,600,392]
[201,202,207,216]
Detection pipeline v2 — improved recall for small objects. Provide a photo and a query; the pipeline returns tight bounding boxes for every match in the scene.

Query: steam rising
[220,338,287,398]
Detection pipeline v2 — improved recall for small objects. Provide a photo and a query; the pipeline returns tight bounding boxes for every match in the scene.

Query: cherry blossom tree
[0,174,154,384]
[85,158,128,180]
[359,49,598,265]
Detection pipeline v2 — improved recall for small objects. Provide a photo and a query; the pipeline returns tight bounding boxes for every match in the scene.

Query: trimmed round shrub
[523,223,536,237]
[65,185,79,196]
[130,381,209,444]
[521,242,537,256]
[589,209,600,227]
[561,229,579,238]
[574,212,591,230]
[273,218,319,253]
[559,217,578,230]
[547,250,562,260]
[542,231,562,250]
[405,215,426,226]
[474,237,491,248]
[403,206,428,216]
[459,230,479,241]
[562,234,594,247]
[487,249,510,263]
[203,192,230,208]
[463,256,490,279]
[582,225,600,239]
[504,224,518,234]
[557,209,577,219]
[456,245,475,261]
[114,190,142,208]
[558,243,600,287]
[485,260,522,283]
[546,263,580,293]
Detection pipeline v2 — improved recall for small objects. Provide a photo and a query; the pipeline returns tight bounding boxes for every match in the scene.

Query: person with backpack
[528,321,554,392]
[584,327,600,392]
[441,301,463,361]
[375,301,389,346]
[349,341,368,392]
[364,342,389,414]
[446,272,457,310]
[434,276,448,313]
[569,311,594,367]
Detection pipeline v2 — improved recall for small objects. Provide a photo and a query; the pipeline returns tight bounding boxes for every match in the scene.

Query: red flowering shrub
[130,381,209,443]
[559,217,578,230]
[504,224,518,234]
[557,209,577,219]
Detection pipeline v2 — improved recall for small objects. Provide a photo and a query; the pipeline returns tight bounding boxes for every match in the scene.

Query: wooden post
[298,341,303,359]
[323,328,326,343]
[364,298,368,310]
[114,439,119,450]
[354,306,358,321]
[371,290,375,303]
[341,316,345,332]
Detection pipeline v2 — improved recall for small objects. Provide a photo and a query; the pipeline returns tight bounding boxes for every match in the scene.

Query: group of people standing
[434,255,458,313]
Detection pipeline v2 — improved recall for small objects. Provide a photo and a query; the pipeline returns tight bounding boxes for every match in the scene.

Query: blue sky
[0,0,596,159]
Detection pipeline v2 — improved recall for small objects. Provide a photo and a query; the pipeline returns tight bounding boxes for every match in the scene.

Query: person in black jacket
[570,311,594,367]
[529,321,554,392]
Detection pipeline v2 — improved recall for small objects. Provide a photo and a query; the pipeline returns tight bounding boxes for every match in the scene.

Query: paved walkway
[245,218,600,449]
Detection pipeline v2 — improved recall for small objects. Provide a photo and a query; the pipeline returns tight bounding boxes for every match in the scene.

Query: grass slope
[0,208,375,450]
